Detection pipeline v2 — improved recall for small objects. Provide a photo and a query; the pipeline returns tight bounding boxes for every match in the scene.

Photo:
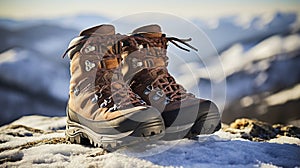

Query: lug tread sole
[65,118,165,151]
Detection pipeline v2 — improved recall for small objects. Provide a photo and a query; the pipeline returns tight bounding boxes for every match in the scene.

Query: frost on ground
[0,116,300,168]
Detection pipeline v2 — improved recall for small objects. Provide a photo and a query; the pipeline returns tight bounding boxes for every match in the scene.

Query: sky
[0,0,300,20]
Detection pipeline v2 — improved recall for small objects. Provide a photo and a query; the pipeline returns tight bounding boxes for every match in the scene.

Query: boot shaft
[123,25,168,81]
[64,25,166,149]
[66,24,144,120]
[123,24,198,105]
[123,24,197,81]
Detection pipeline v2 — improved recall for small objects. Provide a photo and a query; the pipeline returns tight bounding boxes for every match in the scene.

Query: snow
[220,34,300,77]
[140,138,299,168]
[0,13,300,166]
[283,34,300,52]
[11,115,66,131]
[1,116,299,168]
[0,50,19,64]
[194,12,298,53]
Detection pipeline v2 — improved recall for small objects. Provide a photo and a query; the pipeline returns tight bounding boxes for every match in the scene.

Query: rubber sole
[161,115,221,140]
[161,101,221,140]
[184,110,221,139]
[65,117,165,151]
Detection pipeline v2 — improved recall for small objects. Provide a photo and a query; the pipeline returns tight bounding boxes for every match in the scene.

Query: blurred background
[0,0,299,126]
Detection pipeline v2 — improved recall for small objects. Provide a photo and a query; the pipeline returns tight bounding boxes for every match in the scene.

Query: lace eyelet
[91,94,98,104]
[106,98,112,103]
[138,44,143,50]
[100,101,107,108]
[100,98,111,108]
[74,87,80,96]
[85,60,96,72]
[152,90,164,101]
[143,85,153,95]
[156,90,163,97]
[84,45,96,54]
[108,104,118,112]
[132,58,143,68]
[140,100,146,105]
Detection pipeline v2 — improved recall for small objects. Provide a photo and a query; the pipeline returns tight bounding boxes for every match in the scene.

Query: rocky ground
[0,115,299,168]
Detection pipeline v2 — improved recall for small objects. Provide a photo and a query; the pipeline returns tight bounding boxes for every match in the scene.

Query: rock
[225,118,300,142]
[272,124,300,139]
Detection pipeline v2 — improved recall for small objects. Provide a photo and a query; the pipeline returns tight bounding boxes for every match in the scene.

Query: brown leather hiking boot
[62,24,165,150]
[122,24,221,140]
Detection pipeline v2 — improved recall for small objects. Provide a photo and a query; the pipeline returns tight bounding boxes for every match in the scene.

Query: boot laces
[124,34,198,53]
[150,68,195,102]
[127,34,197,102]
[94,68,144,110]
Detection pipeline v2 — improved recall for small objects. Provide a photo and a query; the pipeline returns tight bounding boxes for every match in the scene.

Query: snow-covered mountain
[0,12,300,126]
[193,12,299,54]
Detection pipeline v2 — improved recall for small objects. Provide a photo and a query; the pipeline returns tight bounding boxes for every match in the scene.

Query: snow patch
[1,116,300,167]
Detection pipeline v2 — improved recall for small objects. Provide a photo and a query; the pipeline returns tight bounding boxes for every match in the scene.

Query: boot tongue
[80,24,115,36]
[132,24,163,37]
[111,82,123,90]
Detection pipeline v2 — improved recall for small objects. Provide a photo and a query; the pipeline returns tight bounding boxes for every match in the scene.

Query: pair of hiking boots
[63,24,221,150]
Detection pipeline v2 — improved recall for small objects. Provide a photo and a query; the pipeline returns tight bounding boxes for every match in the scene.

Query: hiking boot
[122,24,221,140]
[62,24,165,150]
